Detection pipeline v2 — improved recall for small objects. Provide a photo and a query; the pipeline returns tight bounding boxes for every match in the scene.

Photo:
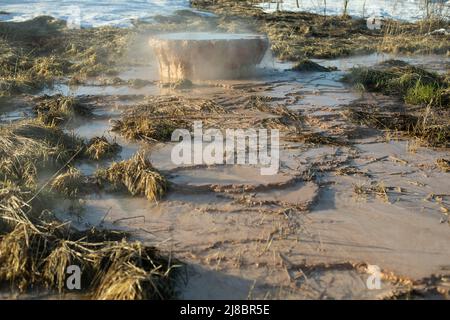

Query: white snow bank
[258,0,449,22]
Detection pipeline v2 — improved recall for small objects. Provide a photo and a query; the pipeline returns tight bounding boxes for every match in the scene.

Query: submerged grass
[34,94,93,126]
[345,104,449,148]
[112,117,190,142]
[353,181,391,203]
[111,96,224,142]
[344,61,449,148]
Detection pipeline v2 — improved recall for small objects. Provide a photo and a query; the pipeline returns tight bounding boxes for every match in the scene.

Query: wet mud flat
[0,8,449,300]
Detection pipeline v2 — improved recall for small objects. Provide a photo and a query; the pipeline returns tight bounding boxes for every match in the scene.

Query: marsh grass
[50,167,84,198]
[85,136,121,161]
[192,1,449,62]
[345,104,449,148]
[344,61,449,148]
[345,108,418,132]
[111,96,224,142]
[112,117,191,142]
[0,17,132,96]
[0,221,179,299]
[96,152,168,202]
[404,81,444,106]
[343,61,447,108]
[0,120,84,188]
[291,59,337,72]
[411,105,449,147]
[0,121,179,299]
[34,94,93,126]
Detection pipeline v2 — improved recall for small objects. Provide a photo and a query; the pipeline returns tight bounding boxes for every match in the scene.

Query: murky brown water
[2,52,449,299]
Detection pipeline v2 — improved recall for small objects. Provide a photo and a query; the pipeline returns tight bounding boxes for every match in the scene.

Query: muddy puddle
[5,49,448,300]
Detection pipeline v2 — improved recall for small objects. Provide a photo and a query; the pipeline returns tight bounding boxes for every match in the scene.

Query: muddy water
[39,52,450,299]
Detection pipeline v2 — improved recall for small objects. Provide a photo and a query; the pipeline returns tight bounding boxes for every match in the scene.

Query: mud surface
[6,51,440,300]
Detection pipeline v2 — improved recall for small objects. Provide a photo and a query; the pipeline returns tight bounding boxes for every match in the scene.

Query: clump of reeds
[96,152,168,201]
[436,158,449,172]
[0,120,84,187]
[0,221,179,299]
[0,173,179,299]
[85,136,121,160]
[343,61,448,108]
[0,115,178,301]
[92,242,177,300]
[291,59,337,72]
[410,105,449,148]
[111,117,190,142]
[50,167,84,198]
[0,223,45,290]
[34,94,93,125]
[111,96,224,142]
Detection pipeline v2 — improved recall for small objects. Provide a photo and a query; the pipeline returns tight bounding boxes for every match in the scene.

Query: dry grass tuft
[111,96,224,142]
[96,152,168,201]
[50,167,85,198]
[85,136,121,160]
[92,242,177,300]
[112,117,190,142]
[353,181,391,203]
[436,158,450,172]
[0,120,84,187]
[0,222,179,298]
